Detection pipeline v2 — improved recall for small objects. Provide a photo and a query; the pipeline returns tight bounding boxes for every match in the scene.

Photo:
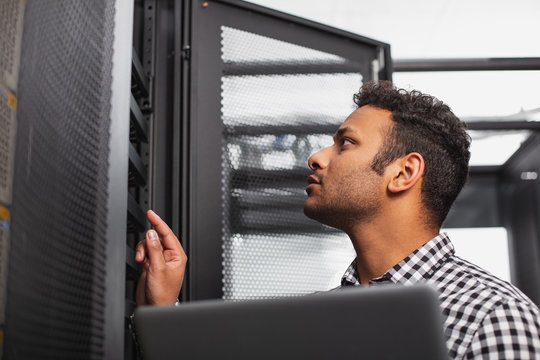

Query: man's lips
[307,175,320,185]
[306,175,321,194]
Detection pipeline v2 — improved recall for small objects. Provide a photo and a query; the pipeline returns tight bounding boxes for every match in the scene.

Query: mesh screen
[221,27,360,300]
[3,1,115,358]
[0,0,24,91]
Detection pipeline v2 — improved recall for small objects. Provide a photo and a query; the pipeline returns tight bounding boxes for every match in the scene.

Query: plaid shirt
[341,233,540,359]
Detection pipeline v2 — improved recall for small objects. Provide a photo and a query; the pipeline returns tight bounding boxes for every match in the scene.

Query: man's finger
[145,229,166,269]
[135,240,146,262]
[147,210,182,251]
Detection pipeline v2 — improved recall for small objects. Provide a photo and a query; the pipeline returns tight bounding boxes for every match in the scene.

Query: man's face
[303,105,393,230]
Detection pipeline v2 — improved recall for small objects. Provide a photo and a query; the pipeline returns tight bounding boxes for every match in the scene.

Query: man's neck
[346,215,439,286]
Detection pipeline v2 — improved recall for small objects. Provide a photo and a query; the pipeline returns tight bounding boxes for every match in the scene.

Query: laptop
[135,284,449,360]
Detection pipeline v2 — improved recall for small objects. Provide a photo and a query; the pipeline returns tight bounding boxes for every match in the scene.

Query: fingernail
[136,251,141,259]
[148,230,158,242]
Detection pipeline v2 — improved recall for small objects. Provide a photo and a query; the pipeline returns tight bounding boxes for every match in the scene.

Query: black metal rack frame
[179,0,392,302]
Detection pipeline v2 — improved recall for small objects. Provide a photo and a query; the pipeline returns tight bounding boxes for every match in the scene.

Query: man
[135,81,540,359]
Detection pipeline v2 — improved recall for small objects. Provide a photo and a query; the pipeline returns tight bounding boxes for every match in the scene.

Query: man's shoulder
[429,254,540,358]
[432,254,537,308]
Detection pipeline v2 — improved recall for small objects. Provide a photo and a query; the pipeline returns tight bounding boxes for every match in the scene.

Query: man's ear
[387,152,425,193]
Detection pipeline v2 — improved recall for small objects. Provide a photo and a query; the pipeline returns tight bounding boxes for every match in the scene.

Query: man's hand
[135,210,187,306]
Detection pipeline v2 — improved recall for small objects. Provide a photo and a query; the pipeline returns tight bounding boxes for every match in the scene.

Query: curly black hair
[354,80,471,227]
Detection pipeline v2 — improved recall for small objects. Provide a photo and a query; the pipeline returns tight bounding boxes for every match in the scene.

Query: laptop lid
[135,284,449,360]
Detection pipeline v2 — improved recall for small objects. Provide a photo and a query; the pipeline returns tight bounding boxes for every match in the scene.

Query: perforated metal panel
[3,0,115,358]
[0,0,24,92]
[0,1,24,356]
[220,26,360,299]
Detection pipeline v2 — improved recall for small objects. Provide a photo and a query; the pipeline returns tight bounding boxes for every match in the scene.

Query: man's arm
[134,210,187,306]
[465,300,540,359]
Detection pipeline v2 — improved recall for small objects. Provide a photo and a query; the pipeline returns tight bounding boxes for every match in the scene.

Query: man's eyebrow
[333,127,357,142]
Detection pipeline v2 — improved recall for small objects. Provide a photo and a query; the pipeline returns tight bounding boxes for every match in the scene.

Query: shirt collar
[341,233,455,287]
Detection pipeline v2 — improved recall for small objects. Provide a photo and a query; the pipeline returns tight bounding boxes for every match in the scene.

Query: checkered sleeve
[465,300,540,359]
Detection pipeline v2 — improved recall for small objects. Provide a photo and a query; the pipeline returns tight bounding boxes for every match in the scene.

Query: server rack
[128,0,391,317]
[1,1,133,359]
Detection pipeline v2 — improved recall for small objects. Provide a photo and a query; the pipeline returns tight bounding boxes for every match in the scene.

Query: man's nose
[308,146,331,171]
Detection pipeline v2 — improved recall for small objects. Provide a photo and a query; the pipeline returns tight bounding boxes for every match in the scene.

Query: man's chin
[304,201,351,231]
[305,210,343,232]
[304,202,331,225]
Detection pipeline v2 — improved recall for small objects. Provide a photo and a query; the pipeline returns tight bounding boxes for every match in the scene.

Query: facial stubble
[304,167,384,231]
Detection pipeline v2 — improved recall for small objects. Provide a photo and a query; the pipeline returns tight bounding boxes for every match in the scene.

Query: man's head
[304,80,471,229]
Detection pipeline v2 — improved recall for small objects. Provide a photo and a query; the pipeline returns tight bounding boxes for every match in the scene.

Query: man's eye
[342,138,353,146]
